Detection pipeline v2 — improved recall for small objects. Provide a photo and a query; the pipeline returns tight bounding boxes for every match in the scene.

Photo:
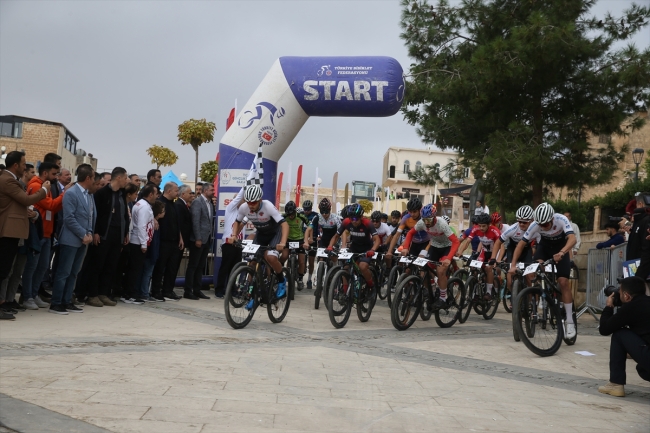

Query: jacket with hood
[26,176,63,239]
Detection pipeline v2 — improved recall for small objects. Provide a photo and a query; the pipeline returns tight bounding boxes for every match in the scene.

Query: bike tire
[357,273,377,323]
[513,286,563,357]
[386,265,402,308]
[511,279,522,342]
[419,287,432,321]
[292,257,303,292]
[459,276,476,324]
[378,261,389,300]
[502,286,513,313]
[314,261,326,310]
[267,270,291,323]
[453,268,469,284]
[390,275,422,331]
[224,266,256,329]
[327,269,352,329]
[435,277,464,328]
[323,265,341,312]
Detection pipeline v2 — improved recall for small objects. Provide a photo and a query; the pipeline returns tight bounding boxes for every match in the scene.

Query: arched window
[415,161,422,171]
[403,160,410,174]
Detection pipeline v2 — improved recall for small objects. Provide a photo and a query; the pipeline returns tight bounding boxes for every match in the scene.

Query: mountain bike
[286,241,303,300]
[458,257,500,323]
[314,247,337,310]
[224,242,291,329]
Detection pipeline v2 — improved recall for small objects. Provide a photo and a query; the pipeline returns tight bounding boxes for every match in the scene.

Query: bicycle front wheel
[502,286,513,313]
[327,270,352,329]
[511,279,522,342]
[391,275,422,331]
[267,270,291,323]
[435,277,464,328]
[224,266,256,329]
[357,273,377,323]
[513,286,563,357]
[386,265,402,308]
[314,261,326,310]
[459,276,476,324]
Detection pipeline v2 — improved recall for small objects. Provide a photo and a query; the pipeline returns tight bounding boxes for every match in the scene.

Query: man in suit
[0,151,50,320]
[49,164,96,315]
[185,183,214,300]
[175,185,197,299]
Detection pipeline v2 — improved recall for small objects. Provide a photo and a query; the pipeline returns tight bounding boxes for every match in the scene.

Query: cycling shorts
[427,245,451,262]
[254,230,282,257]
[377,244,389,254]
[307,241,317,257]
[533,242,570,279]
[506,243,533,264]
[408,241,429,257]
[478,250,492,262]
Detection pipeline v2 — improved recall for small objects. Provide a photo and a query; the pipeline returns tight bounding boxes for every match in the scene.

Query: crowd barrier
[578,242,626,320]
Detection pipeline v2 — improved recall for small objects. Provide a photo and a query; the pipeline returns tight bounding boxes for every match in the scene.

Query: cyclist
[509,203,578,339]
[301,200,319,289]
[386,197,429,259]
[491,212,508,232]
[283,201,311,289]
[370,211,393,251]
[441,215,457,236]
[492,205,537,290]
[305,198,341,249]
[457,213,501,301]
[326,203,380,290]
[389,210,402,228]
[401,204,460,309]
[381,213,389,224]
[459,216,481,256]
[230,185,289,306]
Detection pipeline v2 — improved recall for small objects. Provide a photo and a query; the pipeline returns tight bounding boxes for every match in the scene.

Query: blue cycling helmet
[421,204,436,219]
[348,203,364,218]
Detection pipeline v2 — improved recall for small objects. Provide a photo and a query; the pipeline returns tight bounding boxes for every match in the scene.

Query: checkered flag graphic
[246,143,264,188]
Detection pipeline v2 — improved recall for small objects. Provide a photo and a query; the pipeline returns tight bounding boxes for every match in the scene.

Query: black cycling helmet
[475,213,491,225]
[370,210,382,222]
[407,197,423,211]
[340,205,350,219]
[381,212,388,220]
[302,200,313,210]
[348,203,364,218]
[285,201,296,214]
[390,210,401,219]
[319,198,332,213]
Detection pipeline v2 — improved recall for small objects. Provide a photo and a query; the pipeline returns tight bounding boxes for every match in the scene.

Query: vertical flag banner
[286,162,292,206]
[314,167,319,208]
[332,171,338,206]
[276,172,283,209]
[344,183,349,205]
[295,165,303,205]
[215,56,404,277]
[226,108,235,130]
[384,187,390,214]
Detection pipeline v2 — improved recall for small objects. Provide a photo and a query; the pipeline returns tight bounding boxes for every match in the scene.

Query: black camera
[603,285,622,307]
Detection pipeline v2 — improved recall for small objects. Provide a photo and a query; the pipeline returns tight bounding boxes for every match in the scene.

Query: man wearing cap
[626,192,644,215]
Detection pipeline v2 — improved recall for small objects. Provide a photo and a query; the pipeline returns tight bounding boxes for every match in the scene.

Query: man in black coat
[174,185,204,299]
[150,182,183,301]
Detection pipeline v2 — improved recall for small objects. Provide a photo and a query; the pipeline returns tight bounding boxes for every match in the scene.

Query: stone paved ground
[0,288,648,433]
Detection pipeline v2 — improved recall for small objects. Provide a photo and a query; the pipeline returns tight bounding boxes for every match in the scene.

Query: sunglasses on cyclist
[350,217,360,222]
[422,217,434,224]
[540,221,552,228]
[517,220,530,224]
[246,200,260,206]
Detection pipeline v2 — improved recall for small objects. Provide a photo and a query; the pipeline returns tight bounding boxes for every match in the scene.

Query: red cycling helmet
[491,212,502,225]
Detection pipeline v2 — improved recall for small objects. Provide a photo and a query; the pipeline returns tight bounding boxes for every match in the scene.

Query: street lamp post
[633,148,645,183]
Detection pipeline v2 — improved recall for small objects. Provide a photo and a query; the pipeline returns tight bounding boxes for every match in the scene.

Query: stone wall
[0,122,61,166]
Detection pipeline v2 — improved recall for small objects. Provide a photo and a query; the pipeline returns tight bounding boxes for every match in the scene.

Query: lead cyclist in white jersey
[230,185,290,302]
[509,202,577,339]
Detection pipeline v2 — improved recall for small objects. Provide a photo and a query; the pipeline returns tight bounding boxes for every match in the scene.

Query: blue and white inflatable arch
[215,56,404,273]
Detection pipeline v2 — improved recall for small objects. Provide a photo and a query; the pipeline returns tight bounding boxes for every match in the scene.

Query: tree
[199,160,219,184]
[401,0,650,208]
[357,199,374,215]
[146,145,178,169]
[177,118,217,182]
[408,163,442,189]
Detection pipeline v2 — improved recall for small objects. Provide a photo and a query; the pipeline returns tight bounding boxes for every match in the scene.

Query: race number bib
[517,262,525,270]
[338,252,354,260]
[289,242,300,249]
[317,248,328,258]
[412,257,429,267]
[399,256,412,264]
[545,264,557,273]
[470,260,483,269]
[523,263,539,276]
[242,243,260,254]
[242,239,252,245]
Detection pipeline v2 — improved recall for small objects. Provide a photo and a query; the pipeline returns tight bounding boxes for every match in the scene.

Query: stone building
[553,112,650,201]
[0,115,97,172]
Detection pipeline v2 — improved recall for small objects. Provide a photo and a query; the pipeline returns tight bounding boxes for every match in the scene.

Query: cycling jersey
[500,224,539,245]
[466,226,501,252]
[402,219,460,261]
[303,211,319,241]
[236,200,285,235]
[375,222,393,244]
[462,226,481,252]
[396,213,430,243]
[337,217,377,253]
[284,213,310,240]
[523,214,573,249]
[318,213,341,246]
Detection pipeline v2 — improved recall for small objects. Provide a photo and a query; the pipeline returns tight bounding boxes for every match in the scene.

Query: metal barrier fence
[579,242,626,320]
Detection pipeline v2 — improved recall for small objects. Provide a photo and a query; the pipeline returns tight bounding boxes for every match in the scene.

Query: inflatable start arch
[215,56,404,272]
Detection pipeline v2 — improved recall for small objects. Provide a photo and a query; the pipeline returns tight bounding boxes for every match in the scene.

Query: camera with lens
[603,285,622,307]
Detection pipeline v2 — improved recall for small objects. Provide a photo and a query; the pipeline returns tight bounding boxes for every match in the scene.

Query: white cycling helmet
[244,184,263,202]
[534,202,554,225]
[516,205,534,221]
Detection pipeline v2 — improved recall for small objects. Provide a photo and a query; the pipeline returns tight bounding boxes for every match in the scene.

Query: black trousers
[0,237,20,283]
[610,328,650,385]
[125,243,146,299]
[88,227,124,297]
[184,242,210,293]
[216,243,242,295]
[151,240,182,296]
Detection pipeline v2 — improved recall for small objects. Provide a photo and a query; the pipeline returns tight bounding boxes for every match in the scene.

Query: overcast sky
[1,0,648,189]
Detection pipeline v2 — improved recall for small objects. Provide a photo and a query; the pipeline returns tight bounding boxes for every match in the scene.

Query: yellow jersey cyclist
[510,203,578,339]
[283,201,311,290]
[230,184,290,307]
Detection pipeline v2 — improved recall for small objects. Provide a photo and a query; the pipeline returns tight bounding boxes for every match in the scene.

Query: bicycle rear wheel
[267,271,291,323]
[459,276,476,324]
[482,291,499,320]
[327,269,352,329]
[513,286,562,356]
[386,265,402,308]
[511,279,522,342]
[502,286,513,313]
[224,266,256,329]
[391,275,422,331]
[435,277,464,328]
[419,287,432,321]
[314,261,326,310]
[292,256,303,292]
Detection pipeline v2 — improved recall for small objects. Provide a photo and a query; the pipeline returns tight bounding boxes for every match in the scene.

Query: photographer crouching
[598,277,650,397]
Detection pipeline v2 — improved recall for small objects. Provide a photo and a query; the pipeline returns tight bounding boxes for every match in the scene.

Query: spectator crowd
[0,150,222,320]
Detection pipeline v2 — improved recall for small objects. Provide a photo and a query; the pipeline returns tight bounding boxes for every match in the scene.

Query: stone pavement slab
[1,289,648,433]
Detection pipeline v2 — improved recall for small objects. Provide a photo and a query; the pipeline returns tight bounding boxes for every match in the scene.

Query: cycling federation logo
[317,65,332,77]
[258,126,278,146]
[221,171,231,185]
[239,102,286,129]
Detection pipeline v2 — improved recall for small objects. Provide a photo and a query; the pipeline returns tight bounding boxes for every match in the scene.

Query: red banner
[213,152,220,194]
[226,108,235,130]
[275,172,283,209]
[295,165,303,206]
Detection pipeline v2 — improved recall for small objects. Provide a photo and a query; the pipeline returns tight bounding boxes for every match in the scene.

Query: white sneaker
[120,297,133,304]
[23,299,39,310]
[565,323,577,339]
[34,296,50,308]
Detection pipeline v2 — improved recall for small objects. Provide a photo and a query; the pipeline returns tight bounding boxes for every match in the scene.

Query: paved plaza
[0,288,648,433]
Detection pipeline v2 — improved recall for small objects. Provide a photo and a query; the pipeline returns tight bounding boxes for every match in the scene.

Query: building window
[0,122,22,138]
[415,161,422,171]
[64,133,77,154]
[403,160,410,174]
